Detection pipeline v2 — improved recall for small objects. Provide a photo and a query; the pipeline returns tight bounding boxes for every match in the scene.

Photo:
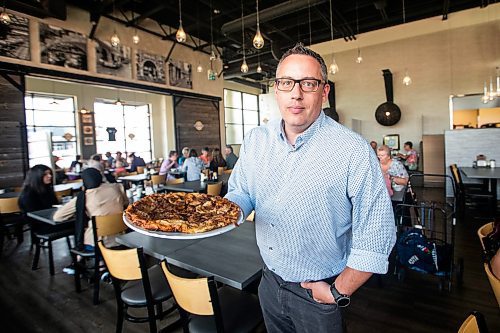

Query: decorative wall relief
[0,14,30,60]
[95,38,132,79]
[136,51,166,84]
[168,59,192,89]
[39,23,88,70]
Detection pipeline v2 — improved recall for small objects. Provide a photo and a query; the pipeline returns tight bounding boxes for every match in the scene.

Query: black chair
[98,242,179,333]
[70,214,128,305]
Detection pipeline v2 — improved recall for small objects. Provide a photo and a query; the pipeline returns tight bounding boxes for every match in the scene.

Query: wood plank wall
[173,96,221,154]
[0,72,28,188]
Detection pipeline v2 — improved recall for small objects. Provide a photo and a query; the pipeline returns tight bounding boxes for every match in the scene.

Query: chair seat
[121,264,172,306]
[35,226,74,241]
[70,248,95,257]
[188,286,262,333]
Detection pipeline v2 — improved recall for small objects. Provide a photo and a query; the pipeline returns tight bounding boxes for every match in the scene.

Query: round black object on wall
[375,102,401,126]
[323,107,339,122]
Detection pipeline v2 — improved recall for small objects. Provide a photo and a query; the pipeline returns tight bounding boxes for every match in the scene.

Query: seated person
[377,145,408,193]
[370,141,377,152]
[397,141,419,171]
[114,151,128,168]
[209,148,226,173]
[113,160,127,176]
[199,147,211,167]
[178,147,190,166]
[181,149,204,181]
[224,145,239,169]
[104,152,114,168]
[128,153,146,172]
[84,154,108,183]
[69,155,83,173]
[159,150,179,179]
[53,168,128,250]
[483,219,500,279]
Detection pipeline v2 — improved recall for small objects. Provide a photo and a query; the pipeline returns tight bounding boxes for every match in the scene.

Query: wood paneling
[174,96,221,153]
[0,72,28,188]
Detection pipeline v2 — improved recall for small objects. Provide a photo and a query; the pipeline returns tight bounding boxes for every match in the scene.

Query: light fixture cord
[178,0,182,24]
[329,0,334,41]
[256,0,259,30]
[402,0,406,24]
[241,0,245,61]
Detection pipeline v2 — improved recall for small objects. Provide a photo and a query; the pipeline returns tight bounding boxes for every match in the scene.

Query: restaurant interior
[0,0,499,332]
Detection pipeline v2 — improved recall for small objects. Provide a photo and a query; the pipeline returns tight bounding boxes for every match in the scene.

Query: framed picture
[383,134,400,150]
[83,137,94,146]
[82,126,93,135]
[82,114,93,123]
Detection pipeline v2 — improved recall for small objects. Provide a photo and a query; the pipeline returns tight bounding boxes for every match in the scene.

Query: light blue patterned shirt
[225,112,396,282]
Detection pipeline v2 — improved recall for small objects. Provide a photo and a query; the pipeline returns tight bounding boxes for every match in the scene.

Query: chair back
[151,174,166,186]
[12,186,23,192]
[484,263,500,307]
[449,164,464,193]
[207,182,223,196]
[92,214,127,238]
[161,261,214,316]
[55,188,72,203]
[477,222,494,251]
[167,178,185,185]
[98,242,142,281]
[0,197,21,214]
[136,166,145,174]
[222,169,232,175]
[217,167,225,175]
[458,311,489,333]
[127,171,138,176]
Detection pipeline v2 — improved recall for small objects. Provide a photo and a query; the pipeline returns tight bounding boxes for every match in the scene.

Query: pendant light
[195,6,203,73]
[131,8,139,44]
[176,0,186,43]
[240,0,248,73]
[252,0,264,49]
[109,1,120,47]
[402,0,412,86]
[0,1,10,25]
[355,1,363,64]
[328,0,339,74]
[256,51,262,73]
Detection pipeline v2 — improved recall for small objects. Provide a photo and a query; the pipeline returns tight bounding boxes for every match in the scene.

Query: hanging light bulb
[110,30,120,47]
[253,0,264,49]
[403,68,412,86]
[0,6,10,25]
[257,63,262,73]
[356,48,363,64]
[241,58,249,73]
[196,63,203,73]
[210,49,216,61]
[329,56,339,75]
[176,0,186,43]
[132,32,140,44]
[496,67,500,97]
[488,77,495,101]
[115,99,123,106]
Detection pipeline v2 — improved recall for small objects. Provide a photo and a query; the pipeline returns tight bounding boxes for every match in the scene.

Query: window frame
[224,89,260,145]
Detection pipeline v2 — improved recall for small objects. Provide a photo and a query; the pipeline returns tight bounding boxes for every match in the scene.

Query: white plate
[122,209,243,240]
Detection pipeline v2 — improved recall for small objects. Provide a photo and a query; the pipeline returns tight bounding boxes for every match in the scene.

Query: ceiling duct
[6,0,67,20]
[221,0,327,35]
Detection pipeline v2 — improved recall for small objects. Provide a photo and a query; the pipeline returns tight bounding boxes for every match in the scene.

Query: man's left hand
[300,281,335,304]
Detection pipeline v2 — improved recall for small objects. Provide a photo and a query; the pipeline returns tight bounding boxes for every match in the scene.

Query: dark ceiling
[6,0,492,88]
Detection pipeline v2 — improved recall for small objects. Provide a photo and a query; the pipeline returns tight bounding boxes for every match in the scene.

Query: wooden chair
[98,242,178,333]
[222,169,232,175]
[136,166,145,174]
[70,214,128,305]
[55,188,72,203]
[167,178,185,185]
[207,182,223,196]
[0,197,29,255]
[484,263,500,307]
[477,222,494,251]
[458,311,489,333]
[151,175,166,186]
[161,260,262,333]
[217,166,226,175]
[127,172,138,176]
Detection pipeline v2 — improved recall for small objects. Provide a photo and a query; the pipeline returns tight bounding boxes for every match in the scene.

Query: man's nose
[290,82,303,99]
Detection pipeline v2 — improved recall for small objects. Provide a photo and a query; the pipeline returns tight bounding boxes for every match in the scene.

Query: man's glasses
[274,78,324,92]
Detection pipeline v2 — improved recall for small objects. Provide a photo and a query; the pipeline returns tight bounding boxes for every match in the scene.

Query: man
[370,140,378,151]
[225,44,395,333]
[224,145,238,169]
[104,152,114,168]
[128,153,146,172]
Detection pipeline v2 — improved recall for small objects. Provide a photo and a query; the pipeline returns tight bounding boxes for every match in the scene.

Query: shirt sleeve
[53,197,78,222]
[224,137,254,220]
[346,143,396,274]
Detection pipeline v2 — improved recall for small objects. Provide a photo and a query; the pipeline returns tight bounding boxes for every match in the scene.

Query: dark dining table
[27,207,74,226]
[158,180,207,193]
[116,221,263,290]
[460,167,500,199]
[0,191,20,199]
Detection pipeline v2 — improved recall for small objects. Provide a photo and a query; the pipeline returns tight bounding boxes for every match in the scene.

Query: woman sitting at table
[209,148,226,173]
[18,165,71,234]
[181,149,204,181]
[377,145,409,194]
[159,150,179,179]
[178,147,190,166]
[53,168,128,250]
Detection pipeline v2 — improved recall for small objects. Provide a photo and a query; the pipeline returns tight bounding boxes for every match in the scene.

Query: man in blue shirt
[224,145,239,169]
[225,44,396,333]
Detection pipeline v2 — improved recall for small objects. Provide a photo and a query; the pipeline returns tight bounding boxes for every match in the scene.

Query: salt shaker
[490,159,496,168]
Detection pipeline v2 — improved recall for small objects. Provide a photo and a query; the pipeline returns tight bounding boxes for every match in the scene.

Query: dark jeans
[258,266,344,333]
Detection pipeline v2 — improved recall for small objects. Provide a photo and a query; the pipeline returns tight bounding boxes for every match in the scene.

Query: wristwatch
[330,282,350,307]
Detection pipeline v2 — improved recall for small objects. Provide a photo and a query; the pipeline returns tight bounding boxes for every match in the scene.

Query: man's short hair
[225,145,233,153]
[404,141,413,148]
[277,43,328,82]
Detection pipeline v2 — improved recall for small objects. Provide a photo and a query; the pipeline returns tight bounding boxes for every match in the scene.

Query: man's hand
[300,281,335,304]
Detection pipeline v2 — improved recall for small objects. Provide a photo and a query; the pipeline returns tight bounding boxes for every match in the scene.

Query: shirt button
[269,247,273,250]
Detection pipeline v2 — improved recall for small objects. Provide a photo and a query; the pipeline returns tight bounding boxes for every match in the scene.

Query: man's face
[275,54,329,135]
[404,144,410,151]
[224,148,231,156]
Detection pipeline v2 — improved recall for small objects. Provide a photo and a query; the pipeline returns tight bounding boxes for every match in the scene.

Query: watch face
[337,296,350,307]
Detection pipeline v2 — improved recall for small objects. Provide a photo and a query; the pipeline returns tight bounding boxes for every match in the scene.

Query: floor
[0,186,499,333]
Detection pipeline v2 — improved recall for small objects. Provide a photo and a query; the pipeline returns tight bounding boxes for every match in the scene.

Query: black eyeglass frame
[274,78,325,92]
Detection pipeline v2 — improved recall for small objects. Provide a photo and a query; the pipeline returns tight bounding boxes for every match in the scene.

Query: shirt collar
[276,111,326,150]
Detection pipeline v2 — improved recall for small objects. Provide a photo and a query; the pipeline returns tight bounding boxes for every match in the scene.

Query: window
[224,89,259,145]
[94,100,152,162]
[25,93,77,168]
